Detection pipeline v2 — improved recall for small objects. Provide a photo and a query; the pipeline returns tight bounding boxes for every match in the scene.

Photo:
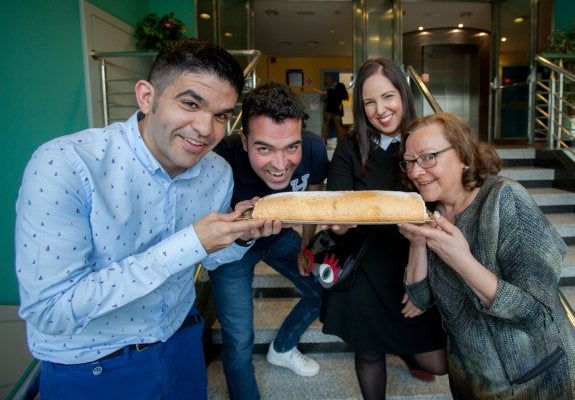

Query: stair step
[500,166,554,181]
[546,213,575,237]
[211,297,341,345]
[207,353,452,400]
[496,148,536,159]
[562,247,575,279]
[528,187,575,206]
[254,262,292,288]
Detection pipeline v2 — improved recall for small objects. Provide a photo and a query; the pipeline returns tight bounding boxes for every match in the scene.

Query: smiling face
[136,71,238,177]
[404,122,467,204]
[241,115,303,190]
[362,73,404,137]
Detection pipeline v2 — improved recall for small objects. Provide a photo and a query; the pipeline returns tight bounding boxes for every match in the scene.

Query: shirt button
[92,366,103,375]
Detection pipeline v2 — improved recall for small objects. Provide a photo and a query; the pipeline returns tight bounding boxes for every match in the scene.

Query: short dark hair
[241,82,305,136]
[147,38,245,97]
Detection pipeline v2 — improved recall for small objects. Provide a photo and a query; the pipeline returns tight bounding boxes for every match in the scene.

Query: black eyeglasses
[399,146,454,172]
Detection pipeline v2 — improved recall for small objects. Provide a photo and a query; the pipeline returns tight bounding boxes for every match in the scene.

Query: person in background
[312,74,350,143]
[320,58,447,400]
[398,112,575,398]
[15,39,278,400]
[209,82,329,400]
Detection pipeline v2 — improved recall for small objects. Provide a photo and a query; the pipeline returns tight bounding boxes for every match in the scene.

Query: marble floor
[208,352,452,400]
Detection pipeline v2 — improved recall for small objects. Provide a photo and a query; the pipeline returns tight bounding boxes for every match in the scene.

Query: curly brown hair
[400,112,501,192]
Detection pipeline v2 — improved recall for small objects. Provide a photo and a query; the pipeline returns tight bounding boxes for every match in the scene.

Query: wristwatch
[234,238,254,247]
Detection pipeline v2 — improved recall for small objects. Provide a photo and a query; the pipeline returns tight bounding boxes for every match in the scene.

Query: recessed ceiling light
[418,26,424,31]
[224,32,233,38]
[307,41,319,47]
[501,37,507,42]
[458,23,464,28]
[199,13,211,20]
[514,17,525,23]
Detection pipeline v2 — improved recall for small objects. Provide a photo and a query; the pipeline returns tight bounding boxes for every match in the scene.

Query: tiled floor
[207,353,452,400]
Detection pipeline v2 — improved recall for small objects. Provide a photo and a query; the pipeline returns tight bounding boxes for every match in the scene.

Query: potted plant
[134,12,187,51]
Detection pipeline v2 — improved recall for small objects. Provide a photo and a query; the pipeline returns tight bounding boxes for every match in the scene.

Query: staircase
[206,146,575,400]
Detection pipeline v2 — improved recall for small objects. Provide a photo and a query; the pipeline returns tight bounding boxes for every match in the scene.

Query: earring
[463,165,470,170]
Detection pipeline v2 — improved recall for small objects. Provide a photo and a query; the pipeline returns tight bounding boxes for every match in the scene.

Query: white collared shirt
[378,133,401,151]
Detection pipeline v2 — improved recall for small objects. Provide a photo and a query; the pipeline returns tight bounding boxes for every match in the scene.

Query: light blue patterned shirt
[15,112,248,364]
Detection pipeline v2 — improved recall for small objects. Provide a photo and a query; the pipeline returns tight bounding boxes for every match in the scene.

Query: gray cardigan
[406,175,575,399]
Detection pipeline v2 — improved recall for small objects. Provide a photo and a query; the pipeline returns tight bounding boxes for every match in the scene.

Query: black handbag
[303,229,375,291]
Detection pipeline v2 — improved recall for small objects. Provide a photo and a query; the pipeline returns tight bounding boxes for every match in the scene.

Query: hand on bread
[193,198,282,254]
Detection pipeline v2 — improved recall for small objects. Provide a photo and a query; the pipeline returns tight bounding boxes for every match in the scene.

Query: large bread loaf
[251,190,428,223]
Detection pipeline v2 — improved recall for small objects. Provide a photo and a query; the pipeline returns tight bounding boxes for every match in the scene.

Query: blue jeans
[208,229,323,400]
[40,310,206,400]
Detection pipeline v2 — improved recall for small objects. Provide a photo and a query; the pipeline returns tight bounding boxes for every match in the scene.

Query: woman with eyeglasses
[320,58,447,399]
[398,112,575,398]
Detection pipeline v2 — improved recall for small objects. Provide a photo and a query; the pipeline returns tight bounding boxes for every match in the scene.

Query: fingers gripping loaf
[251,190,428,223]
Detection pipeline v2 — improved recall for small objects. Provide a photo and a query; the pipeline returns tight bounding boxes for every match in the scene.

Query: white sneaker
[266,341,320,377]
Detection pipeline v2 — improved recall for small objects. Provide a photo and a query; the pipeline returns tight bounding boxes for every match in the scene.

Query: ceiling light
[264,9,278,16]
[306,41,319,47]
[501,37,507,42]
[458,23,464,28]
[199,13,211,20]
[224,32,233,38]
[418,26,424,31]
[514,17,525,23]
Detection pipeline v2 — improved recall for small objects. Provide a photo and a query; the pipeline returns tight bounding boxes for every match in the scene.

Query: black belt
[97,314,202,362]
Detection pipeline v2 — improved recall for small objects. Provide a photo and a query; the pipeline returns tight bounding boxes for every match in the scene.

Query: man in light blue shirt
[15,39,277,400]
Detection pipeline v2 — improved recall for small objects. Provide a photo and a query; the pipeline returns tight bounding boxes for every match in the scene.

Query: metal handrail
[531,55,575,152]
[90,49,262,128]
[405,65,443,113]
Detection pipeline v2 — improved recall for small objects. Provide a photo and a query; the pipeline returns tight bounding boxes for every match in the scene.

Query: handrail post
[527,64,536,145]
[99,57,109,126]
[549,72,555,149]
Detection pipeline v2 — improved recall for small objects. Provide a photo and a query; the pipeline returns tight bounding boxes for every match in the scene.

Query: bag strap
[354,228,376,264]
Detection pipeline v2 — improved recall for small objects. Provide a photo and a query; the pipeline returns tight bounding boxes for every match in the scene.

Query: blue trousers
[208,229,323,400]
[39,311,206,400]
